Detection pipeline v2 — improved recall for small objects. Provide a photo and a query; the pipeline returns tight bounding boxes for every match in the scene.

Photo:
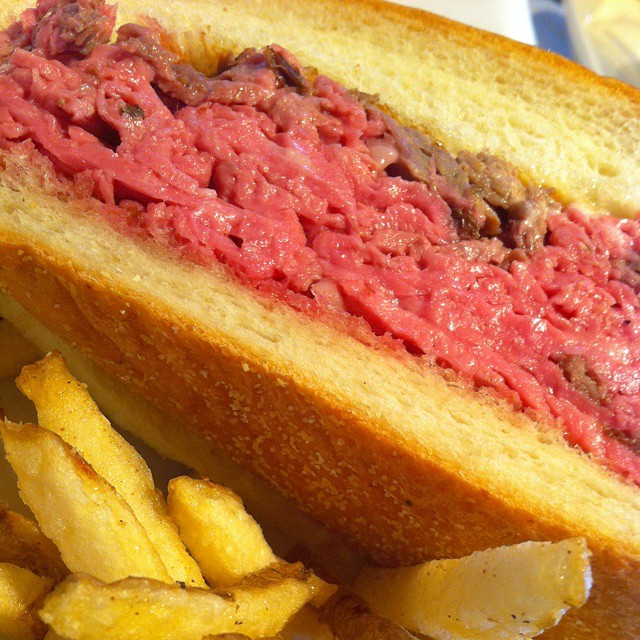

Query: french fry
[354,538,592,640]
[167,477,277,586]
[16,352,205,587]
[3,346,591,640]
[318,589,416,640]
[0,320,39,380]
[40,564,315,640]
[0,562,52,640]
[0,504,68,582]
[167,476,335,604]
[280,605,335,640]
[0,420,171,584]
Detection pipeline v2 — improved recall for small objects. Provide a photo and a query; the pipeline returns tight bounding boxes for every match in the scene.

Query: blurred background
[393,0,640,88]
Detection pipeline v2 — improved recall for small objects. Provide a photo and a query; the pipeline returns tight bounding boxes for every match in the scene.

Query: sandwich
[0,0,638,637]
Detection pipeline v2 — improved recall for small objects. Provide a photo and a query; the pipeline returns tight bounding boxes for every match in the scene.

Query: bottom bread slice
[0,179,639,639]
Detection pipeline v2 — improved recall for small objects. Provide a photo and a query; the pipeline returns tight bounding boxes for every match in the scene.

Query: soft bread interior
[2,0,638,216]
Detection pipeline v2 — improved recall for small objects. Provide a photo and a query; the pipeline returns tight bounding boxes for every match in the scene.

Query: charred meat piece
[377,112,500,239]
[457,150,526,210]
[264,45,310,94]
[367,106,560,251]
[555,354,611,406]
[117,23,215,106]
[1,0,115,61]
[53,0,115,55]
[501,186,559,253]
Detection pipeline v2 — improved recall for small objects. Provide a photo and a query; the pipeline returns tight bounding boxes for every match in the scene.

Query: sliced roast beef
[0,0,115,63]
[263,45,310,94]
[372,110,501,239]
[554,354,612,405]
[116,24,216,106]
[371,112,562,251]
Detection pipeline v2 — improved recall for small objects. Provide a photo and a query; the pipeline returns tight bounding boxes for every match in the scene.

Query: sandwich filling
[1,0,639,482]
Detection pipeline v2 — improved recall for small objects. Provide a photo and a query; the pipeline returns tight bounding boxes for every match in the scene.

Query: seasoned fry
[0,320,39,379]
[167,476,335,604]
[319,589,415,640]
[167,477,277,586]
[0,420,171,584]
[0,504,68,582]
[16,352,204,587]
[280,605,335,640]
[0,562,52,640]
[40,564,315,640]
[355,538,592,640]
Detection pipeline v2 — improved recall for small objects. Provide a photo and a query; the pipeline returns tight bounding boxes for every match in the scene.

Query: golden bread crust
[1,0,640,637]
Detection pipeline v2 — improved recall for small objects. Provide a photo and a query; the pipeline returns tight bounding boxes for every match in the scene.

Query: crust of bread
[0,296,366,585]
[0,0,639,638]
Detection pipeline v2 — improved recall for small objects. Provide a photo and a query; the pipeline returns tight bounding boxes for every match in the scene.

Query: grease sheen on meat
[1,0,639,482]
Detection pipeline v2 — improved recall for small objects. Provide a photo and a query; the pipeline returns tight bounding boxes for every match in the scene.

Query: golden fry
[355,538,592,640]
[0,420,171,583]
[167,477,277,586]
[0,562,52,640]
[167,477,334,603]
[41,565,315,640]
[0,504,68,582]
[16,352,204,587]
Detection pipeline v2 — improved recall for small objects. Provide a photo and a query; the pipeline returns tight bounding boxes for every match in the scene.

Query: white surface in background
[391,0,538,44]
[566,0,640,86]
